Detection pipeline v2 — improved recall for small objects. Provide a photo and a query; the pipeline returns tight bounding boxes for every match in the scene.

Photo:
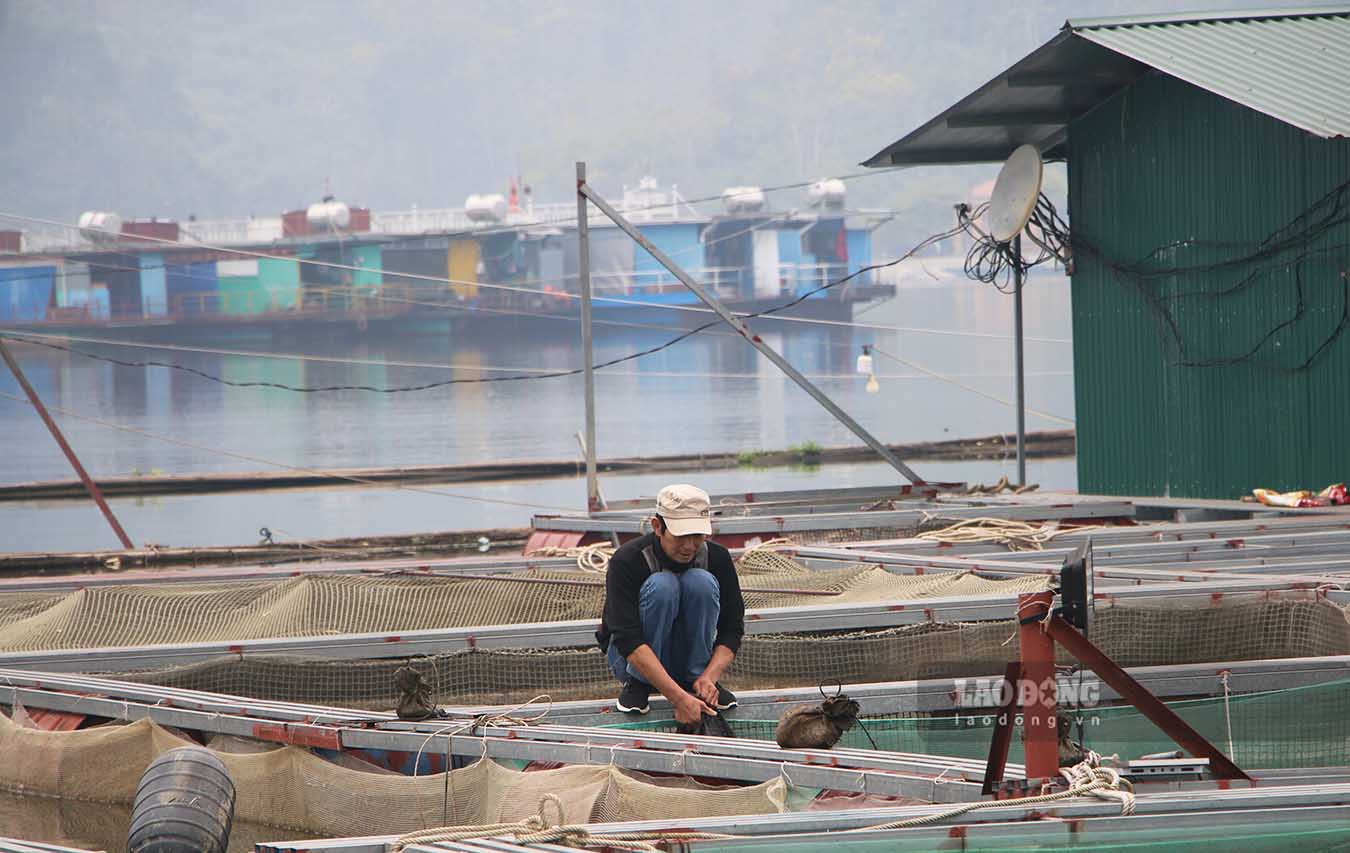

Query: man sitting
[596,484,744,725]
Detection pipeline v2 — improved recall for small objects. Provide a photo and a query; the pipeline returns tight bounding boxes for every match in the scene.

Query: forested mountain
[1,0,1262,250]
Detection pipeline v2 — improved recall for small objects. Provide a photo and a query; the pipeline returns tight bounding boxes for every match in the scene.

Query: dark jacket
[596,532,745,659]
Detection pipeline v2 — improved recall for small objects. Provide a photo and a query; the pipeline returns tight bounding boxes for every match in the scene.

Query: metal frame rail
[261,784,1350,853]
[0,842,101,853]
[6,502,1342,597]
[475,653,1350,725]
[840,512,1350,554]
[2,577,1344,673]
[835,527,1350,568]
[6,650,1349,732]
[791,543,1350,585]
[530,498,1137,534]
[0,674,986,805]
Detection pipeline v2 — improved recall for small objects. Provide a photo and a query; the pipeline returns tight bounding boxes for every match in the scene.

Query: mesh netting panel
[0,712,785,838]
[0,790,308,853]
[611,677,1350,770]
[0,562,1048,652]
[790,527,918,544]
[117,593,1350,709]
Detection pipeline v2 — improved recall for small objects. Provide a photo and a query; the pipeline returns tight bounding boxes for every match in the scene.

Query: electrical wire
[0,328,1074,381]
[868,345,1075,426]
[0,390,577,511]
[956,197,1067,293]
[1071,177,1350,371]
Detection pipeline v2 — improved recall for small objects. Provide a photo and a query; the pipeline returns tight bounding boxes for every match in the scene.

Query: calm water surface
[0,272,1075,552]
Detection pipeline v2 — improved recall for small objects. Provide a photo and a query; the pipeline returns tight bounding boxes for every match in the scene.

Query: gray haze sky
[2,0,1268,244]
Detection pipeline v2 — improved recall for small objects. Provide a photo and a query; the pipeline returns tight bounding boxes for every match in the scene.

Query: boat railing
[588,267,743,300]
[179,218,285,245]
[776,262,854,296]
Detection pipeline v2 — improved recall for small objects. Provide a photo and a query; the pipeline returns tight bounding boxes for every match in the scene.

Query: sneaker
[714,683,738,711]
[616,679,652,714]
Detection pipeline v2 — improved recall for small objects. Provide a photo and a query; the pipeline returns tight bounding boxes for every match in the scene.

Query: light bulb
[866,373,880,394]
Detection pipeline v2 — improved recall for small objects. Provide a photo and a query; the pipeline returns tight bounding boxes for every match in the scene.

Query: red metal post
[1017,590,1060,781]
[0,338,134,550]
[982,661,1023,795]
[1044,614,1251,781]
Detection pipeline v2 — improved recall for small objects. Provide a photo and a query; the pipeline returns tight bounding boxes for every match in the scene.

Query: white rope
[1221,670,1236,760]
[847,757,1135,832]
[393,756,1133,850]
[917,516,1103,552]
[410,695,553,777]
[525,543,614,573]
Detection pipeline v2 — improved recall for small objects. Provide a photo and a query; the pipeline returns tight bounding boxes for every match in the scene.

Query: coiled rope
[917,517,1102,551]
[843,757,1135,832]
[529,538,805,575]
[525,543,615,573]
[965,475,1040,495]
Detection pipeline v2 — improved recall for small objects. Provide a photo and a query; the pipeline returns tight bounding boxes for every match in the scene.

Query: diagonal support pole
[0,337,134,549]
[578,181,924,484]
[1043,613,1251,781]
[982,661,1023,795]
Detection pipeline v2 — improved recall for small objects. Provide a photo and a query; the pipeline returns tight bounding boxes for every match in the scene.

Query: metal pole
[0,337,134,549]
[577,162,600,512]
[1016,590,1059,782]
[575,430,620,548]
[1013,235,1027,486]
[579,182,924,484]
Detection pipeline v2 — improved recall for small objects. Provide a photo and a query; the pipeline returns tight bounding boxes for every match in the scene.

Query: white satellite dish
[988,144,1043,243]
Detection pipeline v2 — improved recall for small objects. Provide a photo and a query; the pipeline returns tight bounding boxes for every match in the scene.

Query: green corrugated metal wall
[1069,71,1350,498]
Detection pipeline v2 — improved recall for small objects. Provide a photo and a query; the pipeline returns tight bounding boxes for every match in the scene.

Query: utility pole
[576,162,600,511]
[0,337,134,549]
[1013,235,1027,487]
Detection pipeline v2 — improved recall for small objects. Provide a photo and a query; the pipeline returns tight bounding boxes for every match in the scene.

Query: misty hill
[1,0,1264,251]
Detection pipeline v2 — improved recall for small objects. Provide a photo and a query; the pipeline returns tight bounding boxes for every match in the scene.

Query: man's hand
[673,691,716,726]
[691,673,720,709]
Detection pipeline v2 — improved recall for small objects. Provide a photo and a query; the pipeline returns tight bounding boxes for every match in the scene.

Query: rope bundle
[844,756,1135,832]
[916,517,1101,552]
[525,543,616,573]
[965,475,1040,495]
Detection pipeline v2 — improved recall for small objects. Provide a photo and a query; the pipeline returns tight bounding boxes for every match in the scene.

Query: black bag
[677,711,735,738]
[394,666,439,721]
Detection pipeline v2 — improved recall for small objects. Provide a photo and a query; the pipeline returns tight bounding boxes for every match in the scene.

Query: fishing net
[0,561,1047,652]
[116,591,1350,710]
[612,676,1350,770]
[0,712,786,839]
[0,789,307,853]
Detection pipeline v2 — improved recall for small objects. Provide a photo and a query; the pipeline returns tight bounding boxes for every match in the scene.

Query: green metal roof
[864,5,1350,167]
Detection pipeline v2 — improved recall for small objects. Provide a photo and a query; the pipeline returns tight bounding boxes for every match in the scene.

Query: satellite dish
[988,144,1043,243]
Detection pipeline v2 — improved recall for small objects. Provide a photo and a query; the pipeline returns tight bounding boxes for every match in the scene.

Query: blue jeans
[607,568,720,687]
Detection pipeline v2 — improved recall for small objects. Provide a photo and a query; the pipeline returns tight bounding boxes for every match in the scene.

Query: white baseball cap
[656,484,713,536]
